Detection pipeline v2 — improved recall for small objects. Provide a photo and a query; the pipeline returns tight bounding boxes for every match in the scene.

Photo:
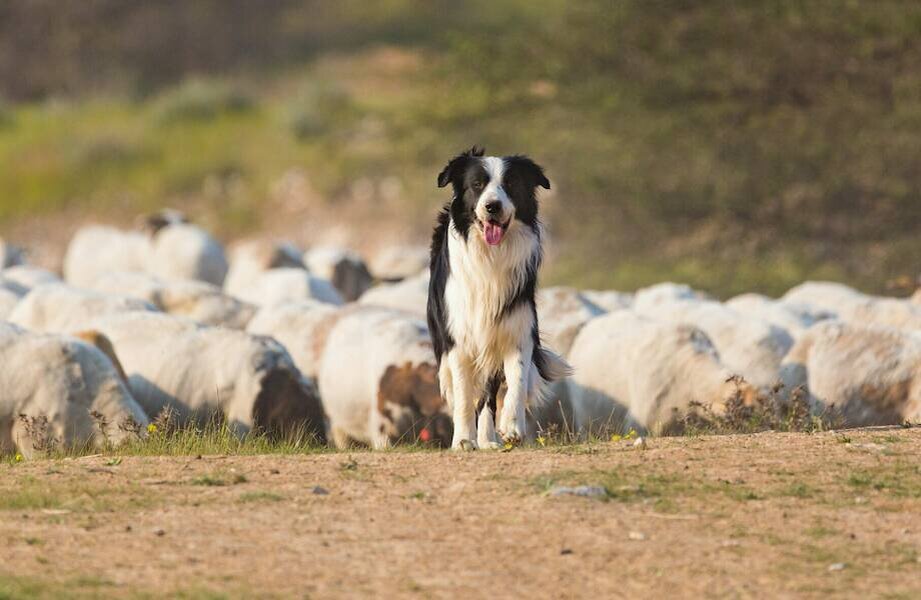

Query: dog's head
[437,146,550,246]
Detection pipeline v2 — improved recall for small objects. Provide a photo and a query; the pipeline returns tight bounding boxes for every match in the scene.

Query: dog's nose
[485,201,502,215]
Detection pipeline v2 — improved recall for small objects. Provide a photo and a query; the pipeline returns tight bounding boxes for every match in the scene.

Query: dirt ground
[2,428,921,599]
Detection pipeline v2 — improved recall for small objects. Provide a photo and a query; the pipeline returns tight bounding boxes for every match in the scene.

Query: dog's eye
[471,180,484,192]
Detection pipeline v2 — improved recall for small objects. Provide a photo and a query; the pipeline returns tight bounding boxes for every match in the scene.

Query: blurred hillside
[0,0,918,296]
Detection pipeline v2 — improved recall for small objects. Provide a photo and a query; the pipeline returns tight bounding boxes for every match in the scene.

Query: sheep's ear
[437,146,485,188]
[506,155,550,190]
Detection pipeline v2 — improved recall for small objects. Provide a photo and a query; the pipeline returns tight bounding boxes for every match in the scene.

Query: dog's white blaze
[475,157,514,224]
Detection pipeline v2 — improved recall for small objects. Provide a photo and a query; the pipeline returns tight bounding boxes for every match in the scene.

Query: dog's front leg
[447,350,478,450]
[498,339,532,445]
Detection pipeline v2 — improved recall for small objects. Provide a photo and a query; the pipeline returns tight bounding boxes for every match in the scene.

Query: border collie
[427,147,571,450]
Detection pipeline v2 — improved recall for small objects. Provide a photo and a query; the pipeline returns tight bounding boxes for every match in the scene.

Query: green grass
[0,572,242,599]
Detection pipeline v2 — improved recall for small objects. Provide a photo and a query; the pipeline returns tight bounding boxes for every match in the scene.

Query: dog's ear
[437,146,485,188]
[506,155,550,190]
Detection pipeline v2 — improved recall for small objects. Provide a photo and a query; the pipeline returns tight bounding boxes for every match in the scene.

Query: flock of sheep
[1,210,919,455]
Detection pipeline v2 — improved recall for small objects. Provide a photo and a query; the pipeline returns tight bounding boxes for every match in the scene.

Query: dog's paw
[481,441,503,450]
[452,439,478,452]
[497,413,526,446]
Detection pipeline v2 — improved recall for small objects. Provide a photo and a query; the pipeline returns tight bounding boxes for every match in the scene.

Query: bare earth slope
[2,428,921,598]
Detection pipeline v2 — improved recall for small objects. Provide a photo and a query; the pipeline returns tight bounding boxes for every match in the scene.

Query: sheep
[63,225,152,287]
[63,212,228,288]
[526,287,611,439]
[726,293,834,336]
[234,267,343,307]
[245,300,342,384]
[581,289,633,313]
[318,306,450,448]
[632,282,711,313]
[783,281,921,330]
[779,321,921,427]
[9,283,157,334]
[358,270,429,317]
[634,298,794,389]
[0,238,26,268]
[369,244,430,282]
[223,239,306,299]
[90,272,256,329]
[0,278,28,319]
[304,246,374,302]
[0,323,149,456]
[781,281,863,313]
[146,223,227,286]
[2,266,61,290]
[86,312,326,441]
[537,287,607,357]
[566,311,757,436]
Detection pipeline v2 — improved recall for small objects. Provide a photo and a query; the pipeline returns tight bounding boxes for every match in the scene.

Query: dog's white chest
[445,222,537,373]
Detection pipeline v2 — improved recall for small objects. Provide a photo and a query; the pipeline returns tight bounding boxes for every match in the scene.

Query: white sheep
[726,293,833,336]
[63,212,228,287]
[634,298,794,389]
[581,289,633,313]
[783,281,921,330]
[63,225,152,287]
[318,307,450,448]
[0,278,28,319]
[1,266,60,290]
[304,246,374,301]
[0,238,26,268]
[223,239,305,299]
[779,321,921,427]
[358,270,429,317]
[90,271,255,329]
[632,282,711,313]
[567,311,757,436]
[781,281,864,312]
[0,323,149,456]
[369,245,430,282]
[86,312,326,441]
[9,283,157,333]
[147,222,228,286]
[537,287,607,357]
[234,267,343,307]
[245,300,340,383]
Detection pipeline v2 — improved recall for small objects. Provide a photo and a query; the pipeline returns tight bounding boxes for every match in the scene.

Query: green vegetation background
[0,0,918,297]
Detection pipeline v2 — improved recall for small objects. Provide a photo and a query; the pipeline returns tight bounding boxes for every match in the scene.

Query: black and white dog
[427,147,571,450]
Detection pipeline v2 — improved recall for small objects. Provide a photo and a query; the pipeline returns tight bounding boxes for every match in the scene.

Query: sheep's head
[252,365,327,444]
[377,361,452,447]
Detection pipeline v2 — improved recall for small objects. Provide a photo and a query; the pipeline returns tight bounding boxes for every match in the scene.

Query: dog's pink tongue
[484,222,504,246]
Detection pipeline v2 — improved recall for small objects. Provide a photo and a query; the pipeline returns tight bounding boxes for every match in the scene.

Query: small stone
[125,525,132,532]
[270,469,281,475]
[560,548,573,555]
[854,496,868,504]
[311,486,329,496]
[827,562,846,572]
[633,437,647,450]
[153,528,166,537]
[548,485,607,498]
[628,531,647,541]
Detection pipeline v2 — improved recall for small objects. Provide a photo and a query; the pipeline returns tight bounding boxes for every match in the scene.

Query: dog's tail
[536,347,573,383]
